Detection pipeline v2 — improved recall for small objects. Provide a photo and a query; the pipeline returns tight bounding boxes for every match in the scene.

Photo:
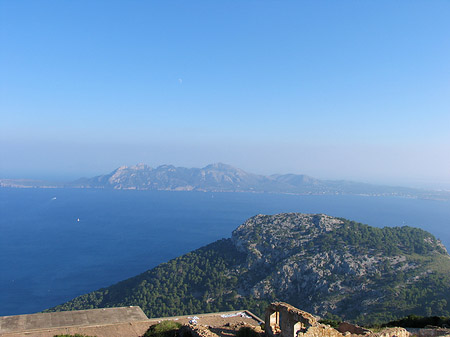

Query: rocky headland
[47,213,450,324]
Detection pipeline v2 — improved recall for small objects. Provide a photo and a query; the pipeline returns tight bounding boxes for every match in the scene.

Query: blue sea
[1,188,449,316]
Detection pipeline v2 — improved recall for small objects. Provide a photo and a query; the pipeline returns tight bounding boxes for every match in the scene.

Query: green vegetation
[382,315,450,328]
[46,215,450,325]
[143,321,182,337]
[333,219,447,256]
[47,239,269,317]
[236,326,261,337]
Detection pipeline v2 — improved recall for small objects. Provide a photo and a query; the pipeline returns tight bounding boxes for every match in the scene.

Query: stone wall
[265,302,318,337]
[264,302,409,337]
[338,322,371,335]
[370,328,410,337]
[265,302,343,337]
[180,324,221,337]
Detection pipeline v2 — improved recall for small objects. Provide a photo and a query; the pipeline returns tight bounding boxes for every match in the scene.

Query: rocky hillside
[47,213,450,324]
[68,163,449,200]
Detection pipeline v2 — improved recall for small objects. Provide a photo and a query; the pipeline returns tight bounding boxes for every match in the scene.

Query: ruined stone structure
[265,302,409,337]
[0,302,418,337]
[265,302,319,337]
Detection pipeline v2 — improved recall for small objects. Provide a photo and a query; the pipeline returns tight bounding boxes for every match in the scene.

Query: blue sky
[1,1,449,189]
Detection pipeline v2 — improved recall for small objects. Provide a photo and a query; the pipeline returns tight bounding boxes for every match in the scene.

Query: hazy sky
[1,1,449,189]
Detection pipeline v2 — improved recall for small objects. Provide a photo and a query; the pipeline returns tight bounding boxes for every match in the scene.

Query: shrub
[236,326,260,337]
[144,320,182,337]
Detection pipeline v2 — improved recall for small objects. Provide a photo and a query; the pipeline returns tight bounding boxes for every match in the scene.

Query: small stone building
[265,302,409,337]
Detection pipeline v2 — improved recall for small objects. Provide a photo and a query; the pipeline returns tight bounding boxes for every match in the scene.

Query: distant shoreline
[1,181,450,202]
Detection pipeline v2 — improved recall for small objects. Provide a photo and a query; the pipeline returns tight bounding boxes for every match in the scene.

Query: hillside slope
[47,213,450,324]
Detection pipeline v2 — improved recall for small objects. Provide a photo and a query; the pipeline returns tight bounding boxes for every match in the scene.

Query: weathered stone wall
[264,302,409,337]
[370,327,410,337]
[265,302,318,337]
[180,324,221,337]
[338,322,371,335]
[298,324,352,337]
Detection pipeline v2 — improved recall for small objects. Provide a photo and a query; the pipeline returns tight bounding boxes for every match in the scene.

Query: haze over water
[1,188,449,316]
[1,1,450,189]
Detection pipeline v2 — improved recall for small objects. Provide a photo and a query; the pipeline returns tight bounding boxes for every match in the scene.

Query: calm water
[1,188,449,316]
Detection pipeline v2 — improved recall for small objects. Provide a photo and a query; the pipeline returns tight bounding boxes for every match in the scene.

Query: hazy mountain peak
[131,163,152,170]
[203,162,239,171]
[156,164,176,170]
[64,163,450,200]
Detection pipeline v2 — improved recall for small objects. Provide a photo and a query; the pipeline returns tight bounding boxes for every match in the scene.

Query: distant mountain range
[1,163,449,200]
[47,213,450,324]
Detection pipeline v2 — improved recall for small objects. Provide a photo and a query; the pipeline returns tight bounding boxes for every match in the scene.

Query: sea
[1,188,449,317]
